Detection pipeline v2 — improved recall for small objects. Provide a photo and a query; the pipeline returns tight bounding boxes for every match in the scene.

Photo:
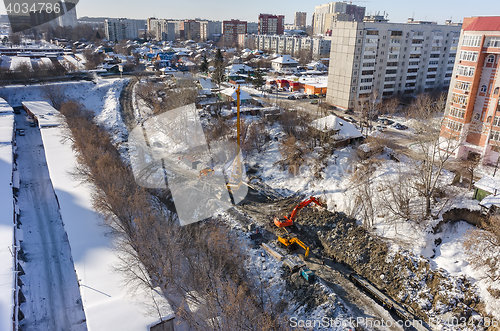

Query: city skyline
[0,0,498,26]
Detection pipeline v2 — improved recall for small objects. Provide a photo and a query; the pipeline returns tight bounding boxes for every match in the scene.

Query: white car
[18,129,25,136]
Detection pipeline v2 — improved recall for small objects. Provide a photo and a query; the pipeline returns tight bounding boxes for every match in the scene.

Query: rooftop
[463,16,500,31]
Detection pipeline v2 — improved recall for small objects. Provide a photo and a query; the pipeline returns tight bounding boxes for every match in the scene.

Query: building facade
[294,12,307,30]
[326,18,461,110]
[222,20,247,45]
[258,14,285,35]
[312,2,365,35]
[440,16,500,164]
[182,20,200,41]
[199,20,222,41]
[105,19,144,41]
[238,34,331,59]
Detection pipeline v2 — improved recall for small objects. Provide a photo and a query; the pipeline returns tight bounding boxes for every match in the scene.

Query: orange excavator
[274,196,323,228]
[199,168,214,180]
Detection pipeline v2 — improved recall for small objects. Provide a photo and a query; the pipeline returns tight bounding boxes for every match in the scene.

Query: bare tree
[41,84,65,110]
[465,152,482,190]
[464,215,500,282]
[408,93,463,218]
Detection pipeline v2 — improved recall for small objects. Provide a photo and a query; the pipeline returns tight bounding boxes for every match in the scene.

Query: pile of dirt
[282,266,331,313]
[313,211,485,326]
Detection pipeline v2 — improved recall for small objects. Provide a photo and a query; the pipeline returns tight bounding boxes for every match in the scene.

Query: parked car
[344,109,354,114]
[287,95,296,100]
[347,116,356,123]
[310,100,319,104]
[375,125,386,132]
[18,129,25,136]
[30,122,36,127]
[393,123,408,130]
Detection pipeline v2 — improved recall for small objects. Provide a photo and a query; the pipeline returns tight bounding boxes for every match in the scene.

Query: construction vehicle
[277,236,310,259]
[300,267,315,283]
[274,196,322,228]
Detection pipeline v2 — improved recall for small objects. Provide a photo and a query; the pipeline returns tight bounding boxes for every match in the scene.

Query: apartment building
[182,20,201,41]
[440,16,500,164]
[294,12,307,30]
[238,34,331,59]
[312,2,365,35]
[326,17,461,110]
[258,14,285,35]
[222,20,247,45]
[247,22,259,34]
[147,18,176,41]
[199,20,222,41]
[105,19,144,41]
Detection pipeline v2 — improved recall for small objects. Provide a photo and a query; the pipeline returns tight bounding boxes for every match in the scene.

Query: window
[363,55,376,60]
[407,75,417,80]
[462,35,481,47]
[491,131,500,142]
[480,85,488,93]
[487,54,495,63]
[485,37,500,48]
[427,74,436,79]
[362,70,374,75]
[391,31,402,36]
[366,38,378,44]
[409,61,419,66]
[366,30,379,35]
[454,80,471,91]
[359,85,372,90]
[459,51,479,62]
[412,39,423,44]
[494,87,499,95]
[360,78,373,83]
[451,93,468,106]
[407,68,418,73]
[430,54,440,58]
[432,46,441,52]
[494,116,500,127]
[456,65,475,77]
[385,76,396,82]
[387,62,398,67]
[364,47,376,52]
[447,119,463,132]
[449,106,465,119]
[428,67,437,72]
[389,54,398,59]
[474,113,480,121]
[363,62,375,67]
[386,69,397,74]
[429,60,439,65]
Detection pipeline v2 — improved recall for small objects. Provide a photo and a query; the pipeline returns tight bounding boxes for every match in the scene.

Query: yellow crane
[226,85,244,195]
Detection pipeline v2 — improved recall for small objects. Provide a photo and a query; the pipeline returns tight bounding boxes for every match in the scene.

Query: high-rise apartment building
[105,19,144,41]
[312,2,365,35]
[199,20,222,41]
[294,12,307,30]
[182,20,201,41]
[222,20,247,45]
[440,16,500,163]
[238,34,331,58]
[258,14,285,35]
[326,17,461,110]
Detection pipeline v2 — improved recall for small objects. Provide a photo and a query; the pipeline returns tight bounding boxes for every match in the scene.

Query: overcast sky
[1,0,498,25]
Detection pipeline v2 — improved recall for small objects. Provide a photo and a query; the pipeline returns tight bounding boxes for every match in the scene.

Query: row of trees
[60,101,288,330]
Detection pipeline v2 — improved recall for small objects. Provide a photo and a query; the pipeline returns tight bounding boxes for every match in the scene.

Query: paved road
[15,114,86,331]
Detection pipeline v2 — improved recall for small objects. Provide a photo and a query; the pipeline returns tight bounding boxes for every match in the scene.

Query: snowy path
[15,113,86,331]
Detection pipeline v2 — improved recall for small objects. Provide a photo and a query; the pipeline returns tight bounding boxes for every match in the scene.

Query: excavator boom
[274,196,322,228]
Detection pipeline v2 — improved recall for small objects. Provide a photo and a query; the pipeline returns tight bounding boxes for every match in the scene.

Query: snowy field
[0,100,14,331]
[41,127,172,330]
[0,78,128,142]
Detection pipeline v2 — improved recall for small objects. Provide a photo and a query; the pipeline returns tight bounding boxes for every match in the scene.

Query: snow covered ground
[0,78,128,142]
[0,101,14,331]
[15,114,86,331]
[40,126,173,331]
[243,121,499,320]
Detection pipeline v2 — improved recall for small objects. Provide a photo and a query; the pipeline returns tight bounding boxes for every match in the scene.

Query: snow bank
[40,119,170,330]
[0,100,14,331]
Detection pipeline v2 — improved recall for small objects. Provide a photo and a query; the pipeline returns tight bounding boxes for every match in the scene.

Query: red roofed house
[440,16,500,164]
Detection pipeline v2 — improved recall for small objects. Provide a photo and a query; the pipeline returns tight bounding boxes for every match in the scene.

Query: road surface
[15,113,87,331]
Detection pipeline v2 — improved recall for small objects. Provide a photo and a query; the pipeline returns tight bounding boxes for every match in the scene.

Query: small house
[474,175,500,214]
